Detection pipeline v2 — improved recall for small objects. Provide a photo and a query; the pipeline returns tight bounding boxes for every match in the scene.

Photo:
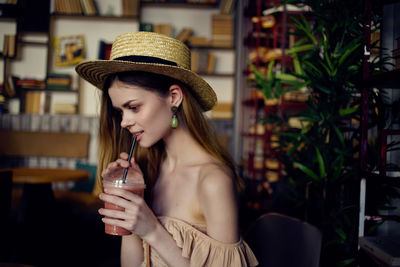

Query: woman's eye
[129,106,139,111]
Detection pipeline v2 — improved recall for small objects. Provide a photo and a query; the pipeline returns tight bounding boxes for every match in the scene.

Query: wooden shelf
[198,72,234,77]
[50,14,138,21]
[140,1,218,9]
[20,41,48,46]
[20,88,79,93]
[190,45,235,50]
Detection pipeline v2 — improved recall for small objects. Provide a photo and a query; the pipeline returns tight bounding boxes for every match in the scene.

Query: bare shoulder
[197,162,236,197]
[196,162,239,243]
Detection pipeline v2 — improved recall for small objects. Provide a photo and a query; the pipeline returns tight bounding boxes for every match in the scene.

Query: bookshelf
[0,0,141,115]
[0,0,237,153]
[1,0,236,119]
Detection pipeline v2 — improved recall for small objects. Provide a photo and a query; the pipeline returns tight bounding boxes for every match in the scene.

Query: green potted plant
[249,0,399,265]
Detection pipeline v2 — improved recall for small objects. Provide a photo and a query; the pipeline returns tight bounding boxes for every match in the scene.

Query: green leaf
[292,54,302,75]
[335,227,347,241]
[284,81,311,95]
[338,106,358,116]
[293,162,320,181]
[286,44,315,55]
[332,153,344,180]
[324,45,334,74]
[315,147,326,178]
[337,258,356,267]
[291,14,317,44]
[320,61,333,76]
[303,61,322,76]
[267,60,275,80]
[276,73,298,82]
[333,125,345,147]
[293,37,309,47]
[338,42,361,66]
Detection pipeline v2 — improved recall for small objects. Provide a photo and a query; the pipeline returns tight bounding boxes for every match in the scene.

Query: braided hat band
[75,31,217,111]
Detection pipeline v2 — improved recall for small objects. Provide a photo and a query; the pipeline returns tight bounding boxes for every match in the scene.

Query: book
[197,51,209,73]
[2,34,16,57]
[153,24,173,37]
[176,28,193,43]
[3,35,9,56]
[80,0,97,15]
[4,75,18,97]
[139,23,153,32]
[219,0,235,14]
[98,40,112,60]
[211,14,233,46]
[188,36,209,46]
[206,52,215,74]
[53,103,77,114]
[7,34,15,57]
[191,51,199,73]
[17,79,46,89]
[122,0,139,16]
[210,39,233,48]
[95,0,122,16]
[25,91,42,114]
[211,102,233,119]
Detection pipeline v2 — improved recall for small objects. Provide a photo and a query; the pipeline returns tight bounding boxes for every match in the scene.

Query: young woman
[76,32,258,267]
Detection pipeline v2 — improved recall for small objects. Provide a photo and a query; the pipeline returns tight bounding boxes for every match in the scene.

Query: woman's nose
[120,112,135,129]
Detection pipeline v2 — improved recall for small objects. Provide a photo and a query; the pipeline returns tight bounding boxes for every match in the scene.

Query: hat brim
[75,60,217,111]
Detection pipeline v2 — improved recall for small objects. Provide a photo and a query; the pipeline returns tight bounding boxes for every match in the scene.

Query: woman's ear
[169,84,184,107]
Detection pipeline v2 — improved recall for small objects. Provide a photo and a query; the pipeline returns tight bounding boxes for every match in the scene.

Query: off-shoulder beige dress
[140,216,259,267]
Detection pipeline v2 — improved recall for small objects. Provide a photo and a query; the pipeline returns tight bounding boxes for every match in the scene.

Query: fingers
[98,190,145,233]
[120,152,129,160]
[99,188,144,206]
[116,158,130,168]
[101,216,137,233]
[120,152,136,164]
[99,206,138,221]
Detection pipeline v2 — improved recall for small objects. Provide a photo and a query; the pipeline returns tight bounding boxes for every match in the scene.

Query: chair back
[0,130,89,158]
[245,212,322,267]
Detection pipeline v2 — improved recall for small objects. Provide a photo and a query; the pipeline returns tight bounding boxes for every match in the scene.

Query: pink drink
[102,178,146,236]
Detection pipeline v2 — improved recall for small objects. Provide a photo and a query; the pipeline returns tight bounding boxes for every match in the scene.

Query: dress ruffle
[142,216,258,267]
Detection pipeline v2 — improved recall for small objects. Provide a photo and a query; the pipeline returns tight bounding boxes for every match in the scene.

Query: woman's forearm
[121,234,145,267]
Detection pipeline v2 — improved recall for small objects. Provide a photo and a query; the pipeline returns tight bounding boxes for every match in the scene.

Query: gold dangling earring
[171,106,178,129]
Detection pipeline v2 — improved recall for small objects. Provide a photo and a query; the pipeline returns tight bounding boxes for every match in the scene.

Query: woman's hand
[101,152,144,184]
[99,153,159,238]
[98,187,159,238]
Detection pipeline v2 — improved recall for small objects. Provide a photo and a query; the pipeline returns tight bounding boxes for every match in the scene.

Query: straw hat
[75,31,217,111]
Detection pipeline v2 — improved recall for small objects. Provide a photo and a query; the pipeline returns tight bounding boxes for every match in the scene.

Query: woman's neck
[162,127,209,172]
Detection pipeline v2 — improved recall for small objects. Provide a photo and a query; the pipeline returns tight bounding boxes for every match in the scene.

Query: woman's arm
[121,234,144,267]
[99,188,190,267]
[198,167,240,243]
[99,153,190,267]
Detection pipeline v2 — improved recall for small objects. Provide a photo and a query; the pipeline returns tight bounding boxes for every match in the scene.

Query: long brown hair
[95,71,241,200]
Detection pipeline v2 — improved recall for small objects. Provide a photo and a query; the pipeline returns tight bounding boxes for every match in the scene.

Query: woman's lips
[134,131,143,141]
